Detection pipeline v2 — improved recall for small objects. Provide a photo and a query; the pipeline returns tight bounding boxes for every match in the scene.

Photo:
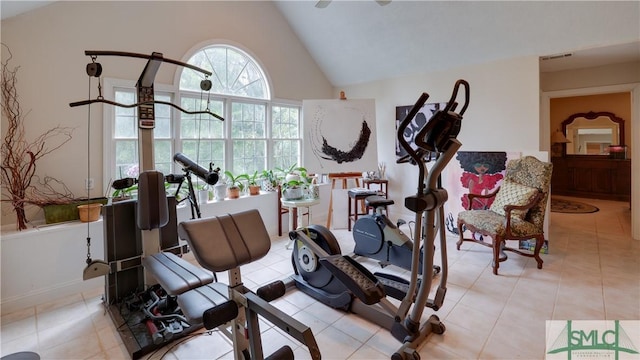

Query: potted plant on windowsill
[247,171,261,196]
[112,183,138,202]
[260,169,278,192]
[213,177,227,201]
[196,183,210,204]
[224,171,248,199]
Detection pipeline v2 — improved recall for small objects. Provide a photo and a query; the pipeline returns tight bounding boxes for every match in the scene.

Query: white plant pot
[198,189,209,204]
[262,180,277,192]
[285,174,300,182]
[282,187,303,200]
[214,184,227,201]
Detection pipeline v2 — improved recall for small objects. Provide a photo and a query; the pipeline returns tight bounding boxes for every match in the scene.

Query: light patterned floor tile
[0,197,636,360]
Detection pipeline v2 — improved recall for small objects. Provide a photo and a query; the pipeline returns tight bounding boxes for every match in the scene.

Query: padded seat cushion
[458,209,538,237]
[177,282,230,325]
[178,209,271,272]
[142,252,215,295]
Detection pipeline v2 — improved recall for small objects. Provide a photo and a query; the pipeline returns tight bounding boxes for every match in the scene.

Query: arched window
[180,45,270,99]
[108,44,301,192]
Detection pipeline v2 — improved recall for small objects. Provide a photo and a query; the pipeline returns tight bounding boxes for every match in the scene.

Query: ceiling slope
[275,1,640,86]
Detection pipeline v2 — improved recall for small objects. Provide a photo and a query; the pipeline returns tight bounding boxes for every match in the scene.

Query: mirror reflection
[562,111,624,156]
[566,116,618,155]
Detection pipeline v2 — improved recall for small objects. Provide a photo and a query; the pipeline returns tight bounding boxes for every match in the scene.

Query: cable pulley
[200,78,212,91]
[86,56,102,77]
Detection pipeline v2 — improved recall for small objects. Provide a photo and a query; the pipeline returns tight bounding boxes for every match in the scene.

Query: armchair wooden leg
[533,235,544,269]
[456,219,464,250]
[492,237,503,275]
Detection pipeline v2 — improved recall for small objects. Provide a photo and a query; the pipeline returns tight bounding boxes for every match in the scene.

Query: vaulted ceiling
[3,1,639,87]
[274,1,640,86]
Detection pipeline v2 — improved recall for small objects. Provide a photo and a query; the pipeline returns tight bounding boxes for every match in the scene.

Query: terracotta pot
[227,187,240,199]
[249,185,261,196]
[77,203,103,222]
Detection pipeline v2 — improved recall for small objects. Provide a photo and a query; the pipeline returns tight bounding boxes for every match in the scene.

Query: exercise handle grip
[445,79,470,116]
[396,92,430,167]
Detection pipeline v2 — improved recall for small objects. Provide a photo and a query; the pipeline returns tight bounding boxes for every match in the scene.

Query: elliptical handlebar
[443,79,470,116]
[396,92,431,194]
[415,79,469,156]
[395,80,470,197]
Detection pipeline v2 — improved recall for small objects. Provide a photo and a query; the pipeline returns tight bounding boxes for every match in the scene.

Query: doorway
[542,83,639,240]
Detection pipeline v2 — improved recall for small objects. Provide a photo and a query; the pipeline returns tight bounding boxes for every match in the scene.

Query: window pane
[155,140,172,169]
[182,140,225,171]
[233,140,265,174]
[273,140,300,170]
[114,90,174,176]
[114,90,137,138]
[231,102,266,138]
[181,96,224,138]
[182,45,268,100]
[272,105,300,139]
[115,140,138,178]
[154,94,172,138]
[115,91,136,116]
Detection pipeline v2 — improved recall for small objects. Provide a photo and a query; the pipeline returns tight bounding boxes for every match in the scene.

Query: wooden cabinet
[551,157,631,202]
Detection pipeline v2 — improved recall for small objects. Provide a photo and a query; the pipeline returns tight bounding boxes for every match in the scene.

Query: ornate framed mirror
[561,111,625,156]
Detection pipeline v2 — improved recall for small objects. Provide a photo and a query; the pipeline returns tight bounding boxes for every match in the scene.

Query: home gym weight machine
[70,51,320,359]
[69,50,223,358]
[288,80,470,360]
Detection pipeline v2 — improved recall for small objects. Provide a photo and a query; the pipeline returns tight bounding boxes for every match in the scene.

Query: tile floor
[1,196,638,359]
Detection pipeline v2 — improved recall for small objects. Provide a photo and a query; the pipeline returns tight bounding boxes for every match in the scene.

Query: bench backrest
[178,209,271,272]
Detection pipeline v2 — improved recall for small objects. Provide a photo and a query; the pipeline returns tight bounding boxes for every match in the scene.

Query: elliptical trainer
[352,194,435,275]
[289,80,470,360]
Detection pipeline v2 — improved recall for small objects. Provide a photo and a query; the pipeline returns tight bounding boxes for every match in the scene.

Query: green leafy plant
[224,171,249,191]
[281,179,304,189]
[261,169,277,187]
[112,184,138,199]
[281,178,306,200]
[275,164,307,183]
[247,171,260,186]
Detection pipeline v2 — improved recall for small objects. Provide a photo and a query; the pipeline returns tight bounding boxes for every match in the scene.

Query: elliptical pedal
[373,272,411,301]
[320,254,385,305]
[374,272,441,309]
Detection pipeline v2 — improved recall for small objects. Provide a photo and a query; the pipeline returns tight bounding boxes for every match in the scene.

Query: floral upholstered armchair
[456,156,553,275]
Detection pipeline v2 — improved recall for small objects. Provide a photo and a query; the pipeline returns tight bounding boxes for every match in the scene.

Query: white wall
[339,56,542,220]
[540,61,640,91]
[0,1,334,227]
[0,192,280,313]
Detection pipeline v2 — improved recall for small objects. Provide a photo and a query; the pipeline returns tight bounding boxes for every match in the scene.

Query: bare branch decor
[1,44,74,230]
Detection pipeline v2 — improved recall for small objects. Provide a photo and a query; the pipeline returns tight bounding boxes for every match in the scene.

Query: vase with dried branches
[1,44,74,230]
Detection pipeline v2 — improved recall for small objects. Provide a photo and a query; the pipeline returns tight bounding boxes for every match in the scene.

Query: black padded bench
[175,209,321,359]
[143,252,215,296]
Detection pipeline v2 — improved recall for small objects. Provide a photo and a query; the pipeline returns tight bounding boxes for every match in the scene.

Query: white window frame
[103,84,302,194]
